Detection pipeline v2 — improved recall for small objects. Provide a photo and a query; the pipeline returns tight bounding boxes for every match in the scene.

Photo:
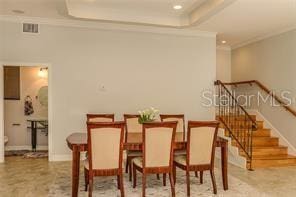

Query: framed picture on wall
[4,66,20,100]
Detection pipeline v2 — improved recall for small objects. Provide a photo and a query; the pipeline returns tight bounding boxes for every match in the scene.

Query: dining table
[66,132,228,197]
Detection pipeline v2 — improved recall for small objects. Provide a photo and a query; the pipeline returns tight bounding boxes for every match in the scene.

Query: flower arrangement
[138,107,159,124]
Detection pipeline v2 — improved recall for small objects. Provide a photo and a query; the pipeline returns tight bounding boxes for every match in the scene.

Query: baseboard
[248,109,296,155]
[5,145,48,151]
[49,152,87,162]
[50,154,72,161]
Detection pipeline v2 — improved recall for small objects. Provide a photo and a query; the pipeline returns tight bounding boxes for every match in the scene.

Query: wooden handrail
[221,80,296,117]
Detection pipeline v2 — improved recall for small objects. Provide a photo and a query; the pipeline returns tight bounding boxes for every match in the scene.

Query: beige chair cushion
[90,128,121,169]
[88,117,113,122]
[162,117,184,141]
[84,159,90,169]
[175,132,184,142]
[145,127,173,167]
[132,157,143,168]
[126,118,142,133]
[189,127,215,165]
[127,150,142,157]
[174,150,186,155]
[174,155,186,166]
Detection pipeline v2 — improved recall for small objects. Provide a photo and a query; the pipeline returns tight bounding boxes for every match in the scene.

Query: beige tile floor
[0,157,296,197]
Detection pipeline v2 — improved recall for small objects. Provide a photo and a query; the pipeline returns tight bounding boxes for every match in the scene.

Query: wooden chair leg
[117,175,120,189]
[173,164,176,184]
[186,171,190,197]
[163,173,166,186]
[195,171,198,177]
[142,173,146,197]
[129,158,132,182]
[200,171,203,184]
[88,178,93,197]
[210,169,217,194]
[169,173,175,197]
[84,168,89,191]
[157,174,160,180]
[120,174,125,197]
[125,157,129,173]
[133,165,137,188]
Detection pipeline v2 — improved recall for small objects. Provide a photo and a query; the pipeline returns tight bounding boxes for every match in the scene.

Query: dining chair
[160,114,185,142]
[132,121,177,197]
[85,113,115,186]
[84,122,125,197]
[86,113,115,122]
[173,121,220,196]
[123,114,143,181]
[160,114,188,184]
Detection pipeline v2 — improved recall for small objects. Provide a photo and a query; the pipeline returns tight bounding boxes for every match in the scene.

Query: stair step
[225,129,270,137]
[239,146,288,157]
[252,154,296,160]
[251,155,296,168]
[220,120,264,129]
[232,137,279,147]
[217,115,257,121]
[252,129,271,137]
[252,137,279,146]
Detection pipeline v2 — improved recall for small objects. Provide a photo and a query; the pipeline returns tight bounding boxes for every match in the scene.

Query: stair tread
[254,128,270,131]
[252,154,296,160]
[251,145,287,150]
[252,137,278,140]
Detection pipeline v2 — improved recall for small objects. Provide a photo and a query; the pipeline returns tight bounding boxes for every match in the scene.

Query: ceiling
[196,0,296,47]
[0,0,296,48]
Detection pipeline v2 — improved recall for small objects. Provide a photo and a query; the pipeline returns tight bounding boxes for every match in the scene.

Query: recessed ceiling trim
[189,0,237,26]
[0,15,217,37]
[65,0,236,28]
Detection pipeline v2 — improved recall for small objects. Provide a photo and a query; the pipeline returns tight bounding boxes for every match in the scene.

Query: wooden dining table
[66,132,228,197]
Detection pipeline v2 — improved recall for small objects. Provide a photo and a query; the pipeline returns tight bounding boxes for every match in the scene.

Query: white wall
[4,66,48,149]
[0,21,216,160]
[216,47,231,82]
[232,29,296,149]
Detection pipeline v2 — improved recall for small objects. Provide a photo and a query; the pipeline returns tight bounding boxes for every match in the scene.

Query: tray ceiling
[65,0,235,27]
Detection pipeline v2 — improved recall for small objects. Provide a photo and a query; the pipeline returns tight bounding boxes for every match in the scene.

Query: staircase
[215,80,296,169]
[221,115,296,168]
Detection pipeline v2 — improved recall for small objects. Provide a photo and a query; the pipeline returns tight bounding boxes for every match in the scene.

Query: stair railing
[222,80,296,117]
[215,80,257,170]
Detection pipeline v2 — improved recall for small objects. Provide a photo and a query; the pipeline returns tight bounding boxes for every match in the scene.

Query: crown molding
[232,25,296,50]
[0,15,217,38]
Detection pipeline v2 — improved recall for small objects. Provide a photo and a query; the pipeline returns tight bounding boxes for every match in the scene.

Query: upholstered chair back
[124,114,142,142]
[87,122,124,170]
[143,122,177,168]
[160,115,185,142]
[87,114,114,123]
[187,121,219,166]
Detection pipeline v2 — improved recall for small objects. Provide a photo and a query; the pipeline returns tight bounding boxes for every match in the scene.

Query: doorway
[1,64,50,161]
